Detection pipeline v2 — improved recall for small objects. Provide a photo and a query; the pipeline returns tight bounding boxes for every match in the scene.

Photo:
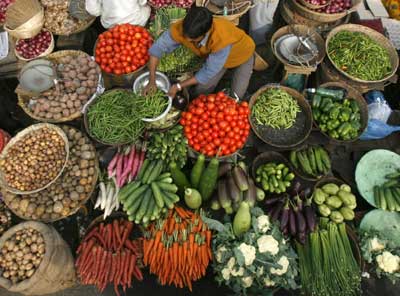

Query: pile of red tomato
[95,24,153,75]
[0,129,11,154]
[180,92,251,157]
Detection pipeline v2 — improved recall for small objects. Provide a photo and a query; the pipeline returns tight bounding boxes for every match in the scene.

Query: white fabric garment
[0,32,9,60]
[249,0,279,45]
[85,0,151,28]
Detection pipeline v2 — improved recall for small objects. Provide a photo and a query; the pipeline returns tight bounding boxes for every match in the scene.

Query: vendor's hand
[168,84,179,98]
[142,81,157,96]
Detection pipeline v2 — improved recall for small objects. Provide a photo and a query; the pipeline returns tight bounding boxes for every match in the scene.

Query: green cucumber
[118,181,141,202]
[297,151,313,175]
[191,154,205,188]
[156,182,178,193]
[123,184,149,209]
[385,188,396,211]
[156,172,171,181]
[161,189,175,209]
[151,182,165,208]
[373,186,381,208]
[143,195,156,224]
[379,187,387,210]
[314,147,324,174]
[126,196,143,216]
[136,188,152,222]
[290,151,299,169]
[141,161,156,183]
[307,147,317,175]
[163,190,180,204]
[136,159,149,180]
[146,160,164,184]
[318,147,331,170]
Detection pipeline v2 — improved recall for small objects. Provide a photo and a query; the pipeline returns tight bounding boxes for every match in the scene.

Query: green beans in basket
[252,88,301,129]
[328,31,392,81]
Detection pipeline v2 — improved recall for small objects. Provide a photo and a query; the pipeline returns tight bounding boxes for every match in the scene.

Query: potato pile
[0,127,67,192]
[30,54,100,121]
[41,0,88,35]
[0,228,45,284]
[0,203,12,235]
[2,126,97,221]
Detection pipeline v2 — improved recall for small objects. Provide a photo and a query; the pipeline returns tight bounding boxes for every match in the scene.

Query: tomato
[134,33,142,39]
[179,118,186,125]
[95,56,101,63]
[194,108,204,115]
[213,138,221,146]
[216,91,225,99]
[114,69,122,75]
[219,121,228,129]
[186,133,193,140]
[218,130,225,137]
[193,144,201,151]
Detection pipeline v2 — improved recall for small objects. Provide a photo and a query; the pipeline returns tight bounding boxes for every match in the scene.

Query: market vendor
[143,6,256,99]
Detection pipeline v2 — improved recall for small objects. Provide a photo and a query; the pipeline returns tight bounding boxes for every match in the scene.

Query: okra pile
[313,183,356,223]
[312,95,362,141]
[255,162,295,194]
[290,146,331,178]
[373,169,400,212]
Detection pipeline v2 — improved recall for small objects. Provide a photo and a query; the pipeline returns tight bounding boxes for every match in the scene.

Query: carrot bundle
[76,219,143,296]
[142,206,212,291]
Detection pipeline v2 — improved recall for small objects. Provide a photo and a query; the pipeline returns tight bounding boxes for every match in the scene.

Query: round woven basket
[1,126,99,223]
[289,0,361,23]
[197,0,252,25]
[4,7,44,39]
[0,123,69,195]
[271,24,325,70]
[17,50,101,123]
[312,81,368,143]
[14,30,55,61]
[325,24,399,84]
[249,84,313,148]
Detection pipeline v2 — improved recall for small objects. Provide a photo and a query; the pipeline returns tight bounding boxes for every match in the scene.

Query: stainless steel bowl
[132,71,171,94]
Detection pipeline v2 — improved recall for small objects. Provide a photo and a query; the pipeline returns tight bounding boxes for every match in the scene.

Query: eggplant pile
[265,182,317,244]
[211,162,265,214]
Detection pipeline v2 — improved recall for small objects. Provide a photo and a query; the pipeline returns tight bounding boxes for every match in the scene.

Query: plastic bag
[360,91,400,140]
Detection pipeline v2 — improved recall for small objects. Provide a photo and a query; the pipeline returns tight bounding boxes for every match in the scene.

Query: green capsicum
[350,100,360,113]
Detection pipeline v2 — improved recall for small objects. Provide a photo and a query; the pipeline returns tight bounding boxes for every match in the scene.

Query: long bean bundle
[87,90,169,144]
[252,88,301,129]
[296,219,361,296]
[328,31,392,81]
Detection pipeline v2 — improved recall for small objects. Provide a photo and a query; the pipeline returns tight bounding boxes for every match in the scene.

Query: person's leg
[192,68,227,97]
[231,55,255,99]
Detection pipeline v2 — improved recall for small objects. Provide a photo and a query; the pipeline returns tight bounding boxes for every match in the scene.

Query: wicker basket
[17,50,101,123]
[53,16,96,36]
[14,30,55,61]
[1,126,99,223]
[249,84,313,148]
[0,123,69,195]
[325,24,399,84]
[312,81,368,143]
[197,0,252,25]
[299,0,330,9]
[271,24,325,71]
[4,7,44,39]
[290,0,361,23]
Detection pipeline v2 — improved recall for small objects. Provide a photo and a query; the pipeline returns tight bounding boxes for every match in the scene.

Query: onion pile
[302,0,329,7]
[298,0,352,13]
[0,0,15,23]
[148,0,193,8]
[15,30,52,60]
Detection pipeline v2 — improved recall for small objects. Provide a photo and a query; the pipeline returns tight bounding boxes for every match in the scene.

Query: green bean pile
[328,31,392,81]
[87,90,169,144]
[158,46,202,74]
[252,88,301,129]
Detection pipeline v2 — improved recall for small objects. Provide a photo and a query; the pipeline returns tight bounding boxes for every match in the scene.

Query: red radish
[115,153,123,185]
[108,151,119,178]
[121,144,136,179]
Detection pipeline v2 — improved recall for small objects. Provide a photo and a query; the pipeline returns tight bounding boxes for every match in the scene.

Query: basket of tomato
[179,92,251,157]
[94,24,153,88]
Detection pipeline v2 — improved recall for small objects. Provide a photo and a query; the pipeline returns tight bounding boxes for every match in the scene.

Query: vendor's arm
[168,45,231,98]
[144,31,180,95]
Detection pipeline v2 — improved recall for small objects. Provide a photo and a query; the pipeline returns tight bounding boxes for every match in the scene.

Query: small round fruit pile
[15,30,52,60]
[0,0,15,23]
[95,24,152,75]
[180,92,250,156]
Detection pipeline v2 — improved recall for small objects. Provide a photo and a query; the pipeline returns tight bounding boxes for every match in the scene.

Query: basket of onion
[15,29,54,61]
[0,0,15,24]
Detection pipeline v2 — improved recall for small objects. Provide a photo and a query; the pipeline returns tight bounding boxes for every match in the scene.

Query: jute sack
[0,221,77,295]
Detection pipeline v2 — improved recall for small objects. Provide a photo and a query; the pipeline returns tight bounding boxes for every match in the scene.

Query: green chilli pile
[328,31,392,81]
[87,90,168,144]
[158,46,202,74]
[252,88,301,129]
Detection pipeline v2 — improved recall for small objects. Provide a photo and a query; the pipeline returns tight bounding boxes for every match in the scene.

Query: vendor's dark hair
[183,7,213,39]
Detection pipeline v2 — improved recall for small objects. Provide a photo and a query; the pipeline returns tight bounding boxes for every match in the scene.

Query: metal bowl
[133,71,171,94]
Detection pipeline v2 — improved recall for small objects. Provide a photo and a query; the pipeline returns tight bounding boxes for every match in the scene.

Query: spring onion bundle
[296,219,361,296]
[328,31,392,81]
[252,88,301,129]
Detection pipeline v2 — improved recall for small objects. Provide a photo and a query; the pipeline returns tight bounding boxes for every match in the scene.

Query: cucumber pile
[255,162,295,194]
[373,170,400,212]
[290,146,331,178]
[211,162,265,214]
[118,159,180,225]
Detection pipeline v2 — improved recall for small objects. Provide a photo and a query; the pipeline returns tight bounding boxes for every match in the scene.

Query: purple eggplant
[295,195,303,211]
[279,200,290,231]
[271,201,285,221]
[297,232,306,244]
[218,162,232,177]
[264,196,282,206]
[282,226,289,238]
[294,206,306,233]
[288,209,297,237]
[304,198,317,231]
[290,181,301,196]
